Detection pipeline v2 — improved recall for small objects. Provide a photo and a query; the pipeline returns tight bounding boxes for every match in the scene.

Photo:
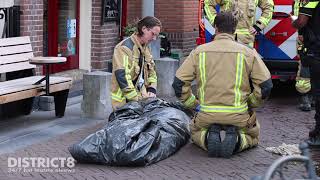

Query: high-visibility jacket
[204,0,274,47]
[299,0,320,52]
[294,0,311,94]
[172,33,272,127]
[111,33,157,110]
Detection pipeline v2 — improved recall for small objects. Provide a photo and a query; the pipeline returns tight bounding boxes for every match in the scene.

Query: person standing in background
[204,0,274,47]
[292,0,320,145]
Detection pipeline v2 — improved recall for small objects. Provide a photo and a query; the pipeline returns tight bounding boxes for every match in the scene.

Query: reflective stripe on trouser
[191,127,208,151]
[190,113,260,152]
[237,120,260,152]
[296,61,311,94]
[235,29,254,47]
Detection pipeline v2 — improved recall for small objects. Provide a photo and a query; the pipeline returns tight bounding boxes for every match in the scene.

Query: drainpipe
[142,0,154,17]
[142,0,160,58]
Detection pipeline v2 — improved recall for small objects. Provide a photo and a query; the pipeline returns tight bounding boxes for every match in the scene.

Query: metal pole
[142,0,160,59]
[142,0,154,17]
[45,64,50,95]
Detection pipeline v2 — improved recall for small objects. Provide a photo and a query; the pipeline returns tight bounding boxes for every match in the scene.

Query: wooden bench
[0,36,72,118]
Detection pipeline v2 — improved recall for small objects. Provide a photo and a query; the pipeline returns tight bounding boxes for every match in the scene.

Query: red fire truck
[197,0,299,81]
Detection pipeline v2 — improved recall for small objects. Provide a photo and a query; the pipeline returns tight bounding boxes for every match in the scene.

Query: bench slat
[0,81,72,104]
[0,52,34,65]
[0,62,36,73]
[0,36,31,46]
[0,44,33,56]
[0,76,72,94]
[0,36,35,73]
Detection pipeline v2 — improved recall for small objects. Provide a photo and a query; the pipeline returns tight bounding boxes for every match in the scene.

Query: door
[47,0,79,73]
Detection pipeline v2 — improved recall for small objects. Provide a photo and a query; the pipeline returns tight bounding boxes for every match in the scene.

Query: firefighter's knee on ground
[236,114,260,153]
[191,122,260,158]
[191,127,208,151]
[206,124,239,158]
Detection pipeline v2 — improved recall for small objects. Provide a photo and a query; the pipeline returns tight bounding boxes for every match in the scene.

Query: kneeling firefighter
[172,12,273,158]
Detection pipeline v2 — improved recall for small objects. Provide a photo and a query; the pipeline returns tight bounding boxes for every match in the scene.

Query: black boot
[310,109,320,137]
[307,136,320,146]
[220,125,238,158]
[299,93,311,111]
[309,127,320,138]
[308,107,320,146]
[207,124,238,158]
[207,124,222,157]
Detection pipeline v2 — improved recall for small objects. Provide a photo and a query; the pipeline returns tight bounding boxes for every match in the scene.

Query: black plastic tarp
[69,98,191,166]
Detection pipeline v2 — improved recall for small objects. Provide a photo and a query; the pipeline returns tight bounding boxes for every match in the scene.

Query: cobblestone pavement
[0,86,318,180]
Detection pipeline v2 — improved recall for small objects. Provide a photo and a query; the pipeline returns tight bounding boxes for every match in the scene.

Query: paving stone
[0,94,318,179]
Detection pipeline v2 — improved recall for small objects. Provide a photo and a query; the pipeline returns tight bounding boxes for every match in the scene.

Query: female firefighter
[110,16,161,110]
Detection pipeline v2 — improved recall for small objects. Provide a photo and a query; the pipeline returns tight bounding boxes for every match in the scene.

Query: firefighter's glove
[296,79,311,94]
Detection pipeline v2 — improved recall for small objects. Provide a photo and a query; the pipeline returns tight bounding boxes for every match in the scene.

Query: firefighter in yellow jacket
[204,0,274,47]
[293,0,312,111]
[172,12,273,158]
[111,16,161,110]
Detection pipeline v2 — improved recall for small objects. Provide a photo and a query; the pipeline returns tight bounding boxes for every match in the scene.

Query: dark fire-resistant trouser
[190,111,260,153]
[302,53,320,132]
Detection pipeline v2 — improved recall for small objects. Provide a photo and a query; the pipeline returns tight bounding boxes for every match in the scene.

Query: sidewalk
[0,95,318,180]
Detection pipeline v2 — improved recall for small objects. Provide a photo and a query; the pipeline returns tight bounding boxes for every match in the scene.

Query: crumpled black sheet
[69,98,192,166]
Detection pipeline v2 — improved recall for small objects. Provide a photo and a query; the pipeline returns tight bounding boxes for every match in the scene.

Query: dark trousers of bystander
[301,53,320,142]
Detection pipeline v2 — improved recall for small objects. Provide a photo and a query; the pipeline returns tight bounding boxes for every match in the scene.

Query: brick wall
[15,0,44,74]
[127,0,142,23]
[18,0,44,57]
[127,0,199,56]
[15,0,197,74]
[155,0,198,56]
[91,0,119,71]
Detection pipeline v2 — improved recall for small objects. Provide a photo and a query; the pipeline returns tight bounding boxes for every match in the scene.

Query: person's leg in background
[307,56,320,145]
[295,36,312,111]
[296,61,312,111]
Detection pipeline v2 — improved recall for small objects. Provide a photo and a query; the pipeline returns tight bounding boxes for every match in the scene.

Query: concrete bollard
[154,57,179,98]
[81,71,112,120]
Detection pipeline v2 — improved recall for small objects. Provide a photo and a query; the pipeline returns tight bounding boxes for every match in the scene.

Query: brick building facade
[5,0,198,73]
[128,0,199,56]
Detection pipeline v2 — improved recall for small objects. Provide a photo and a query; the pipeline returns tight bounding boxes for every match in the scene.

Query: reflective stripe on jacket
[172,33,272,127]
[111,33,157,110]
[204,0,274,46]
